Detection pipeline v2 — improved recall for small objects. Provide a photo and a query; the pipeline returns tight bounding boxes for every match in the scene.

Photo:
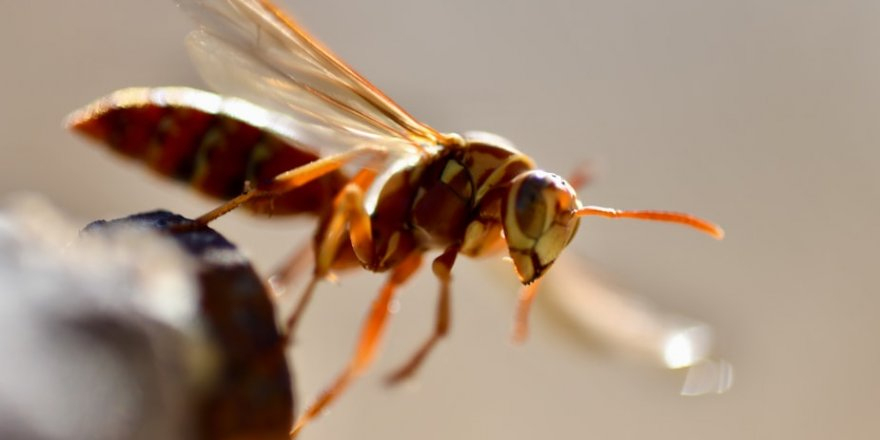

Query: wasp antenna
[574,205,725,240]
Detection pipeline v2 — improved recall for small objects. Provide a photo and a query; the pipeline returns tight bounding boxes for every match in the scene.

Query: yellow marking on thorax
[440,160,466,184]
[473,154,535,202]
[439,159,475,201]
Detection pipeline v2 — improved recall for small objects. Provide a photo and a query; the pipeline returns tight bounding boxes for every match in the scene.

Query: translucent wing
[185,32,417,155]
[174,0,446,150]
[680,359,734,396]
[541,254,717,369]
[525,253,731,395]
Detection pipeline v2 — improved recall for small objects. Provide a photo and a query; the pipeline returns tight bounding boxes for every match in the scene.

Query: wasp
[67,0,724,437]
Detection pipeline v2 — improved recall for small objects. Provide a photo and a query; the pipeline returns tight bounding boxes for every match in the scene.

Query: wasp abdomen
[68,88,347,216]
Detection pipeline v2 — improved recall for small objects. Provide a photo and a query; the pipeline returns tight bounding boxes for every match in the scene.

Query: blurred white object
[0,195,295,440]
[680,359,734,396]
[0,196,210,440]
[540,253,732,395]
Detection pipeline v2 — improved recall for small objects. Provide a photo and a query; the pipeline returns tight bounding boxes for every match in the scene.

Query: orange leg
[385,246,459,384]
[282,167,379,340]
[195,146,387,225]
[314,180,376,273]
[289,252,423,439]
[282,277,321,344]
[567,160,596,191]
[512,278,543,343]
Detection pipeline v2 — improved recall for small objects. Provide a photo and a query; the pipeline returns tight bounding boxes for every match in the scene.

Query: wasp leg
[195,146,387,225]
[567,160,596,191]
[512,278,543,343]
[283,168,378,340]
[316,174,377,272]
[384,246,458,384]
[289,252,423,439]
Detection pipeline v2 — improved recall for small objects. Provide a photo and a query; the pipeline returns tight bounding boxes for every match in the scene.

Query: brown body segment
[409,141,532,247]
[357,139,535,272]
[69,88,348,217]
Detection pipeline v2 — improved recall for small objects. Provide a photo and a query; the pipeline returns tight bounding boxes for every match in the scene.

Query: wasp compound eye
[513,173,551,240]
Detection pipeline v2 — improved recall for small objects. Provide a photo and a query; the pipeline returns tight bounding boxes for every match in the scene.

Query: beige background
[2,0,879,439]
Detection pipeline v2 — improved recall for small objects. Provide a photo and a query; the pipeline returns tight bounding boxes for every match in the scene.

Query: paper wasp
[67,0,724,436]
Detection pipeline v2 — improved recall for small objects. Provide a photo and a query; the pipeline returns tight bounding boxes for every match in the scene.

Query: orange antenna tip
[574,205,725,240]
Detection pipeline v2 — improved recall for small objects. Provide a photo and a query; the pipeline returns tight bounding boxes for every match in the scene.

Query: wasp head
[501,170,581,284]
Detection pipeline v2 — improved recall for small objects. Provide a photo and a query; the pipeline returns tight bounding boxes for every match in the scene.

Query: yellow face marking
[533,221,578,266]
[509,250,536,283]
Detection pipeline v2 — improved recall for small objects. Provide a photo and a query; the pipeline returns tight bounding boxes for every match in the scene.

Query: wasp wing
[541,254,734,393]
[175,0,445,149]
[186,31,417,157]
[540,253,716,369]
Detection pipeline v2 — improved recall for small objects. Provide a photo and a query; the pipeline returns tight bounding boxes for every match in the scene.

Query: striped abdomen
[68,87,348,216]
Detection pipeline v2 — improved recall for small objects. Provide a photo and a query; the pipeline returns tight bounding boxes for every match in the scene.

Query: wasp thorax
[502,170,581,284]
